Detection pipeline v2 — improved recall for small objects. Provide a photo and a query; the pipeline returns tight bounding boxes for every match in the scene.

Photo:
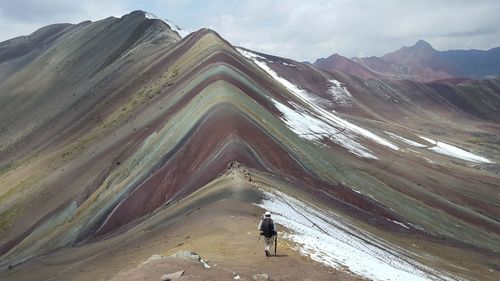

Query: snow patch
[424,157,438,165]
[386,218,410,229]
[144,12,160,20]
[256,189,455,281]
[164,19,190,38]
[386,132,427,147]
[273,100,378,159]
[237,48,399,156]
[419,136,492,164]
[236,48,267,61]
[328,79,352,107]
[143,12,190,38]
[237,48,307,100]
[419,136,437,146]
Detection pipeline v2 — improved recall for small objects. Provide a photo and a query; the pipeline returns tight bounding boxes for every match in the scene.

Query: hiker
[257,211,277,256]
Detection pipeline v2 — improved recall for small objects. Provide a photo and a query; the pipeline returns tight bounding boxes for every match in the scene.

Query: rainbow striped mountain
[1,11,499,281]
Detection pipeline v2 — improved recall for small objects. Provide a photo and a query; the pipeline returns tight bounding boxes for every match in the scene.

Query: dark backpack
[261,218,275,238]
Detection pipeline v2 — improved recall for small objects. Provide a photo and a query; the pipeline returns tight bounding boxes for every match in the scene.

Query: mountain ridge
[315,39,500,82]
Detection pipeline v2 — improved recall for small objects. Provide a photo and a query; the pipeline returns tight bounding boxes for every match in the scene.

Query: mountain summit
[414,39,435,50]
[382,39,438,64]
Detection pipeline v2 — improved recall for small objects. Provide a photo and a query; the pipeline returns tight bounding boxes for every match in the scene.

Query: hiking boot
[265,250,270,257]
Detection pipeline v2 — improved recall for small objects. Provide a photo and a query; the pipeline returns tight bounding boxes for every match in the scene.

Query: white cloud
[0,0,128,42]
[1,0,500,61]
[201,0,500,60]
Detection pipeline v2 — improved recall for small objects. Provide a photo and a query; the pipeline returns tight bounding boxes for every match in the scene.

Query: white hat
[264,211,271,217]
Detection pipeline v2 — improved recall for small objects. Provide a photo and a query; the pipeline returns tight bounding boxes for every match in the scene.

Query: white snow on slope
[237,48,494,165]
[144,12,161,20]
[386,132,427,148]
[256,189,456,281]
[237,48,399,157]
[273,100,377,159]
[237,48,307,100]
[328,79,352,107]
[164,19,190,38]
[419,136,492,164]
[144,12,160,20]
[144,12,190,38]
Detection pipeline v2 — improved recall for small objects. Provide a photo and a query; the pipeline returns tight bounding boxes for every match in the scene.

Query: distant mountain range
[313,39,500,82]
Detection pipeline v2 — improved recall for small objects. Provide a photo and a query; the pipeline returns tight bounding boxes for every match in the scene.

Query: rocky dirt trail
[108,199,364,281]
[1,194,365,281]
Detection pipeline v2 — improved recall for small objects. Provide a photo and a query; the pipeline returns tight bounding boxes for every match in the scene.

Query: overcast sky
[1,0,500,61]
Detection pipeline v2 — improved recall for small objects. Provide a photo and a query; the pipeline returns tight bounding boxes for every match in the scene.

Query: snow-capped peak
[143,12,190,38]
[144,12,160,20]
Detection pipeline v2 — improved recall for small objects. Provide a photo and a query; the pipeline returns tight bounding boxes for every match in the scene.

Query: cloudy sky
[1,0,500,61]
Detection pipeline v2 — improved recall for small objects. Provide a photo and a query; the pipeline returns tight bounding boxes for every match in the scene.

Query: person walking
[257,211,277,257]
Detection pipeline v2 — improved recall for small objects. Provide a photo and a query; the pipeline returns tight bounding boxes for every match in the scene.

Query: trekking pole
[274,234,277,255]
[256,233,262,245]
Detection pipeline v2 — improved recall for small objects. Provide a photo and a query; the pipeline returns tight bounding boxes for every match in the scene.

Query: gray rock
[171,250,200,262]
[252,273,269,280]
[171,250,211,269]
[143,254,163,264]
[160,270,184,281]
[200,258,212,269]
